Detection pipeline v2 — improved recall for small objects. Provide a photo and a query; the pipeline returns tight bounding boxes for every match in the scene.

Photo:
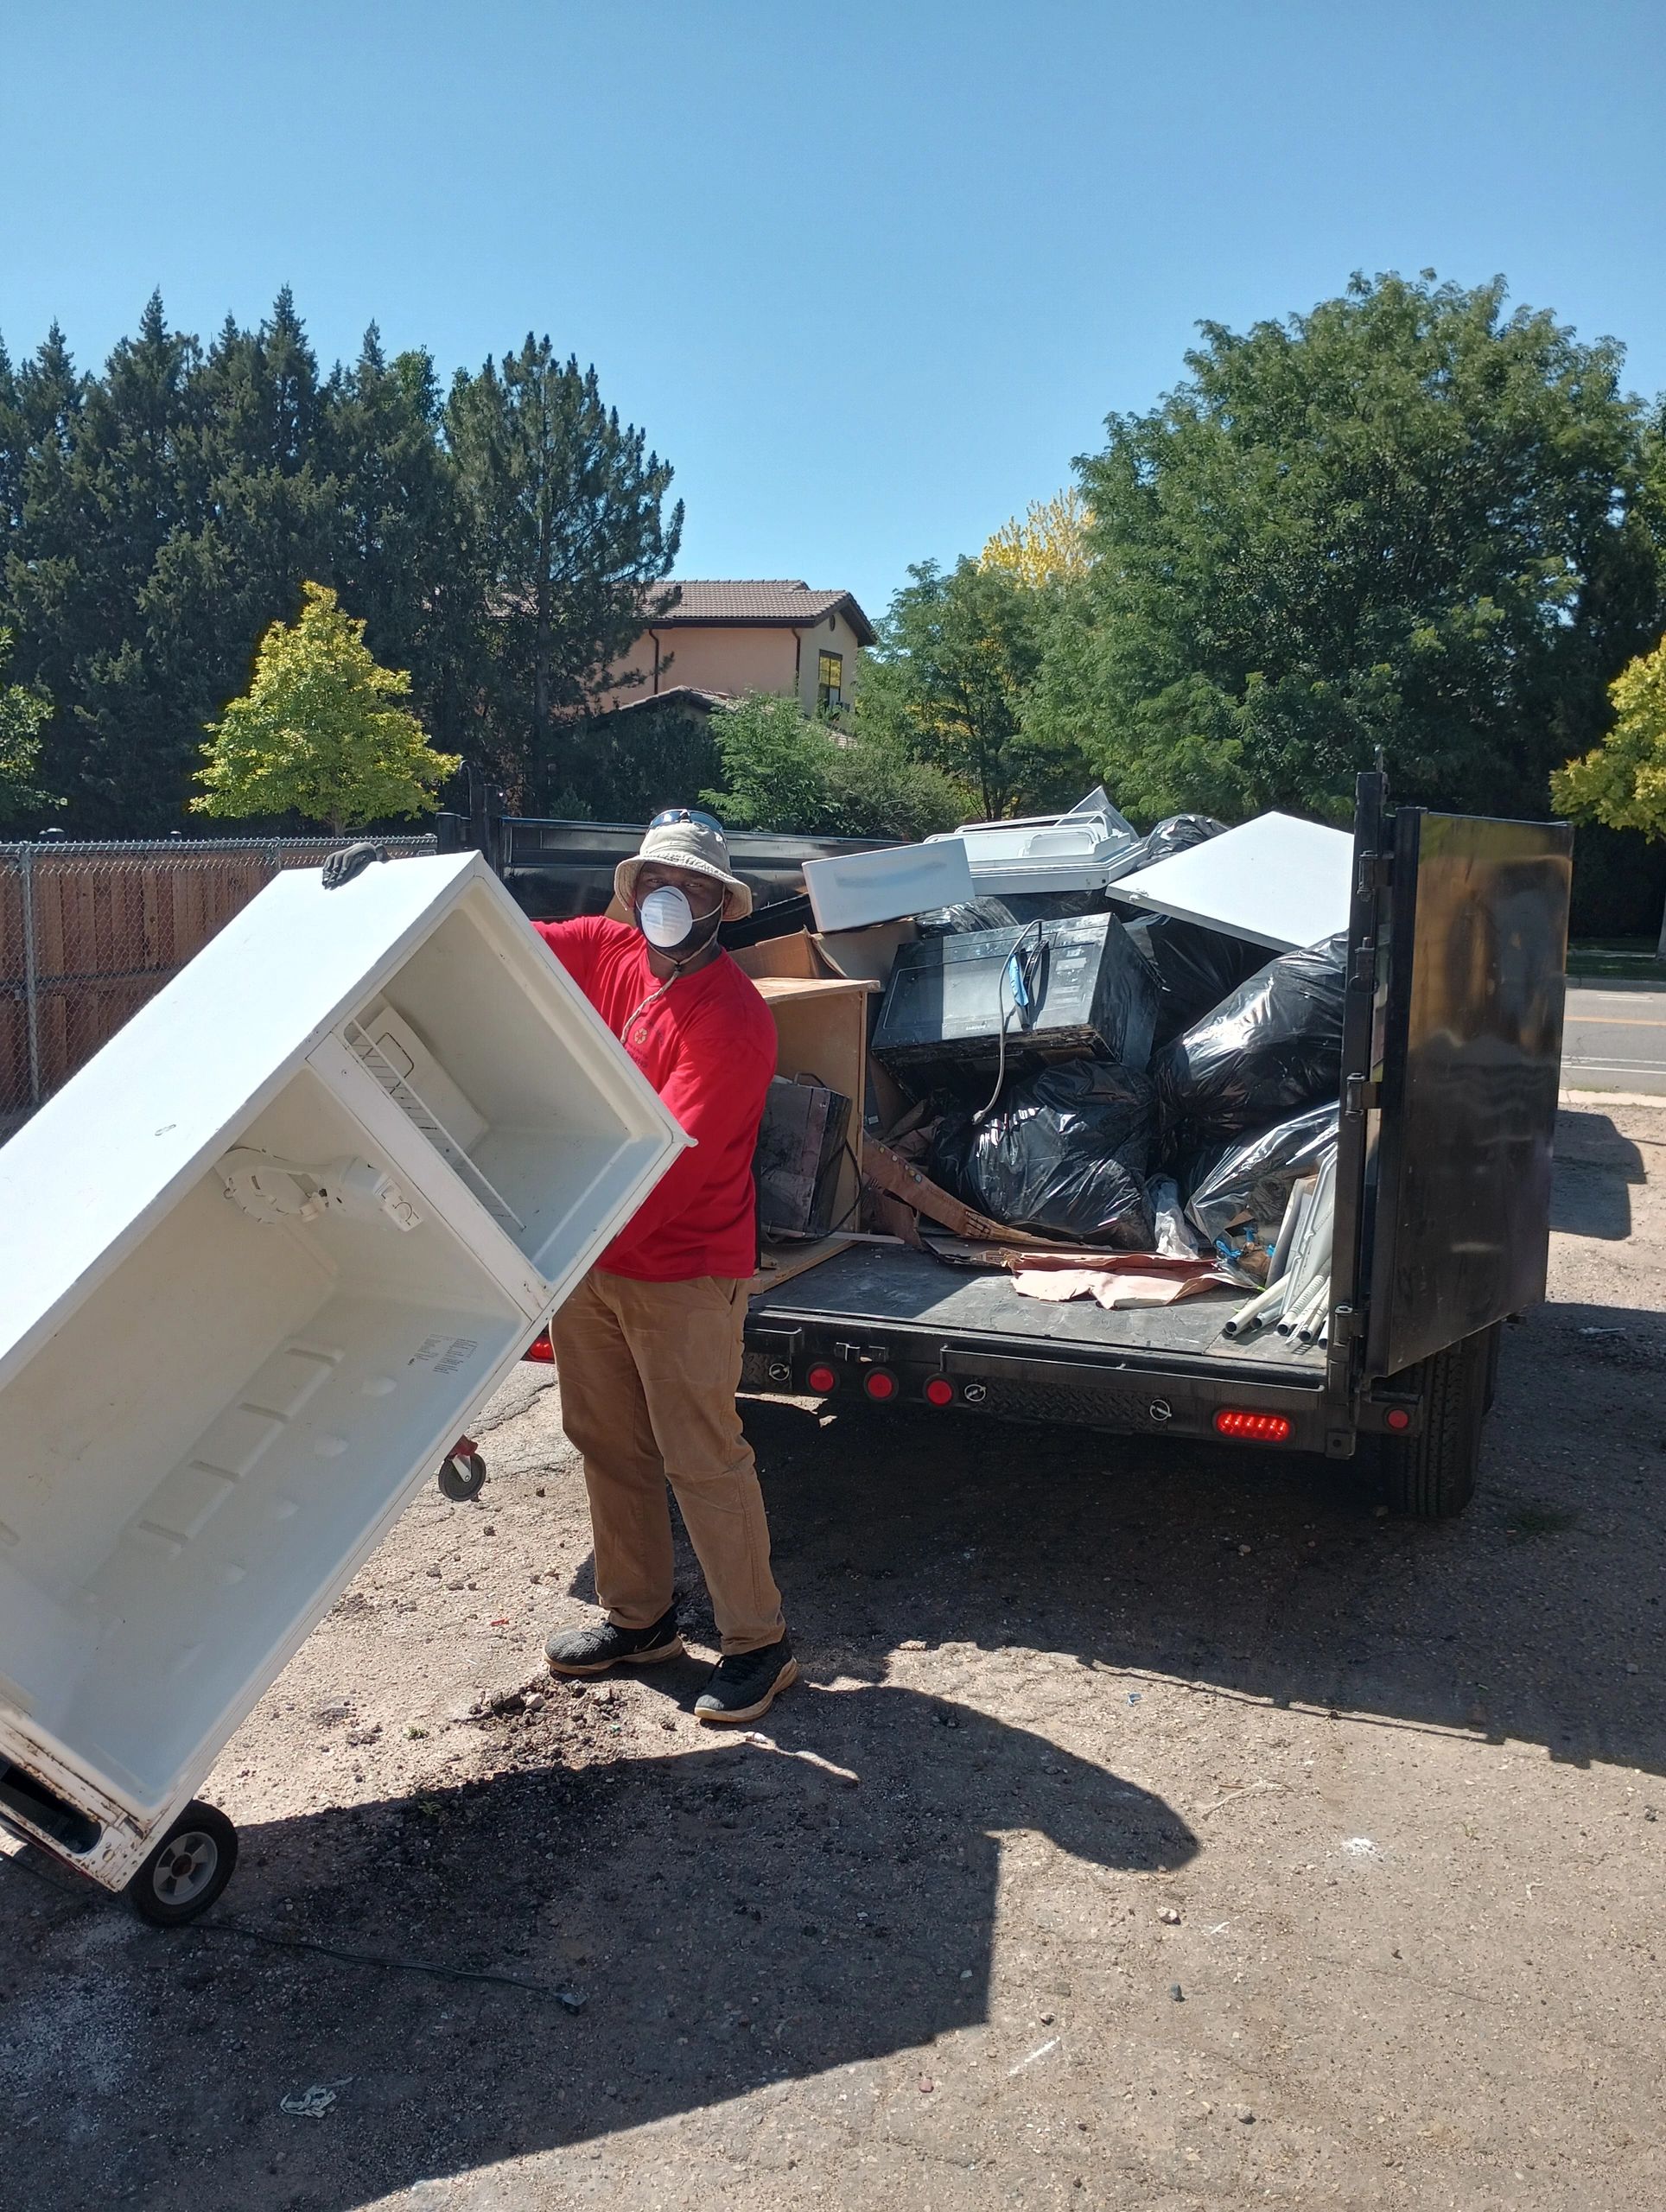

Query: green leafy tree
[1027,271,1666,824]
[1553,634,1666,834]
[549,696,724,824]
[447,338,681,804]
[703,691,968,838]
[193,582,460,831]
[0,629,57,822]
[857,559,1084,819]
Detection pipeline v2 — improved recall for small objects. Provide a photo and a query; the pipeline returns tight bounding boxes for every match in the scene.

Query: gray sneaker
[693,1635,798,1725]
[545,1608,683,1676]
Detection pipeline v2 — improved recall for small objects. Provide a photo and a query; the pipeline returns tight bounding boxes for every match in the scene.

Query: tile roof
[649,580,875,645]
[596,684,737,721]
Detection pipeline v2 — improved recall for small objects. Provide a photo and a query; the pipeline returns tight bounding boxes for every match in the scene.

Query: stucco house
[600,580,877,717]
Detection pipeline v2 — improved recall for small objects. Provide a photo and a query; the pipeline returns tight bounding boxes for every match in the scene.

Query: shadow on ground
[4,1683,1191,2209]
[3,1128,1662,2207]
[1550,1109,1648,1239]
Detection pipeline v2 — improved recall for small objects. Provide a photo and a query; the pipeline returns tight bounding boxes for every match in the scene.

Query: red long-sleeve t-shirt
[535,916,778,1282]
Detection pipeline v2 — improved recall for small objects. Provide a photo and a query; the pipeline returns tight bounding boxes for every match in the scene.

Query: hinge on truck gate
[1325,1303,1362,1402]
[1355,853,1393,899]
[1342,1075,1379,1120]
[833,1340,890,1365]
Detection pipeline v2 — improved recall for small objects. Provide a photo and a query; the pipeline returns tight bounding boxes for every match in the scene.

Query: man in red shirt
[534,810,793,1724]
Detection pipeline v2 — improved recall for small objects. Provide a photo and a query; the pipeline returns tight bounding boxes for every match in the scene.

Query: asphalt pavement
[1562,982,1666,1095]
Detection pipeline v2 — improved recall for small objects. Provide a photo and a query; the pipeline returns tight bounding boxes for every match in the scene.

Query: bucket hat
[614,810,754,919]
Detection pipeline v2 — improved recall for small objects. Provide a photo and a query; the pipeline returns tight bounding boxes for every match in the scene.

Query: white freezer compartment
[329,890,676,1292]
[0,1063,542,1834]
[801,837,973,933]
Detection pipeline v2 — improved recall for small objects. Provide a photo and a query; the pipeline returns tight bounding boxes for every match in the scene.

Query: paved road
[1562,982,1666,1094]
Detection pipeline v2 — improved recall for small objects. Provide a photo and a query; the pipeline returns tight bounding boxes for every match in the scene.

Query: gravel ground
[3,1096,1663,2212]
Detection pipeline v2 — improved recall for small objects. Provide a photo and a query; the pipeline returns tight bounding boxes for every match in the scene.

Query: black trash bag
[1107,812,1228,887]
[1124,912,1269,1047]
[1184,1103,1339,1264]
[998,888,1108,923]
[1153,934,1348,1145]
[917,896,1021,936]
[932,1061,1156,1249]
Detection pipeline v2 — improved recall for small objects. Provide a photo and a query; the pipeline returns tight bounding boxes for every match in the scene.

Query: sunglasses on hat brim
[648,806,725,836]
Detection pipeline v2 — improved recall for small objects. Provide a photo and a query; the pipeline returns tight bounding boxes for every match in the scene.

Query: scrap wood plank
[749,1233,862,1294]
[862,1139,1033,1247]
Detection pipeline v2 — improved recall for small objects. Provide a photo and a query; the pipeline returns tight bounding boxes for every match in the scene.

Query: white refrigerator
[0,852,686,1917]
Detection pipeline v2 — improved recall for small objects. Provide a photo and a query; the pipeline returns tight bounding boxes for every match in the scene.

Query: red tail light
[863,1369,899,1402]
[806,1363,838,1395]
[924,1376,955,1408]
[523,1330,555,1363]
[1214,1408,1292,1444]
[1386,1408,1411,1432]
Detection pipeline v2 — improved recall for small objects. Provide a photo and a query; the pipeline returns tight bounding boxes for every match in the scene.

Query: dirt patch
[3,1100,1665,2209]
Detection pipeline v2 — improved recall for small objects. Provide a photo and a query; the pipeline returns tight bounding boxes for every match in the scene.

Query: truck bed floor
[749,1247,1326,1375]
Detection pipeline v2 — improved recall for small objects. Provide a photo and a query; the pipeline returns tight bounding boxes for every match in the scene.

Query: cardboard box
[752,974,874,1230]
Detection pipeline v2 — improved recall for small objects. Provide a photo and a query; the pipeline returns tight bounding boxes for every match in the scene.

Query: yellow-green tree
[193,582,461,832]
[980,490,1091,588]
[1552,635,1666,836]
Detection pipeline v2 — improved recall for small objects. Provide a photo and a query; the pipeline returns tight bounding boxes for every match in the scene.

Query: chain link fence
[0,836,436,1140]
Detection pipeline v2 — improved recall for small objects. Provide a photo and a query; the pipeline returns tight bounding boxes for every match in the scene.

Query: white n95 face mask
[637,885,696,950]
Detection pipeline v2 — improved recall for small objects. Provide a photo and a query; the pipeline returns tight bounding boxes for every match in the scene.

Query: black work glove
[321,841,390,890]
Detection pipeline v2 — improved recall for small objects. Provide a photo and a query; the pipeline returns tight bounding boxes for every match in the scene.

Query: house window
[817,650,843,712]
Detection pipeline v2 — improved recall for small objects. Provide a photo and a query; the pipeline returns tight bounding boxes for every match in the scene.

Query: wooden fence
[0,837,435,1135]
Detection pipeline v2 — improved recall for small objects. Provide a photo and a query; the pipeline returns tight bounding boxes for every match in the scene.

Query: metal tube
[1277,1280,1327,1340]
[1265,1177,1310,1287]
[1295,1285,1331,1344]
[1281,1156,1336,1306]
[1223,1277,1290,1338]
[1283,1211,1335,1312]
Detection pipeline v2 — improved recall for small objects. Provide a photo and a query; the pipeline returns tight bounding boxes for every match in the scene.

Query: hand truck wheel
[436,1440,486,1501]
[126,1800,239,1927]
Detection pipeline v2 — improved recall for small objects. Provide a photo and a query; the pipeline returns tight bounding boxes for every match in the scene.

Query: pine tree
[53,295,207,826]
[0,337,24,542]
[321,330,478,760]
[446,338,682,804]
[1,327,90,810]
[144,292,343,807]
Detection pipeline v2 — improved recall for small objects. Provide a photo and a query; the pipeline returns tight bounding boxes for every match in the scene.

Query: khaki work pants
[550,1269,785,1655]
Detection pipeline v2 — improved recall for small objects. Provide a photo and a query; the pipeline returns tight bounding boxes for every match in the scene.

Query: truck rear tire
[1482,1319,1503,1414]
[1376,1325,1491,1520]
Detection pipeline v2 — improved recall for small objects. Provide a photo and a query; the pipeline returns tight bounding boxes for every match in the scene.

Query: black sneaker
[545,1608,683,1676]
[693,1634,798,1726]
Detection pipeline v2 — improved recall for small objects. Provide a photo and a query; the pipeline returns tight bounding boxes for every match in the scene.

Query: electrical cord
[973,919,1046,1126]
[0,1847,582,2005]
[828,1138,865,1231]
[189,1917,583,2002]
[784,1070,864,1234]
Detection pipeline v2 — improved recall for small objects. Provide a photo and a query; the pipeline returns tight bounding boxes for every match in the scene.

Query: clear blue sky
[3,0,1663,624]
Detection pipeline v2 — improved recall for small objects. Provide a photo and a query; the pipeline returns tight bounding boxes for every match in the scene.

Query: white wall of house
[794,607,865,716]
[601,609,866,715]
